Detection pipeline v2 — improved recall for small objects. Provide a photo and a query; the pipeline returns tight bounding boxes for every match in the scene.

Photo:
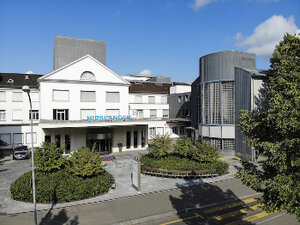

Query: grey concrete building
[191,50,265,159]
[53,36,106,70]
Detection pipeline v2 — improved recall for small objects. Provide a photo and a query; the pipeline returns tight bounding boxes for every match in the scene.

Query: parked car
[13,145,30,160]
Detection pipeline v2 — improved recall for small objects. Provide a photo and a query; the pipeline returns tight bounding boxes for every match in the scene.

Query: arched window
[80,71,95,81]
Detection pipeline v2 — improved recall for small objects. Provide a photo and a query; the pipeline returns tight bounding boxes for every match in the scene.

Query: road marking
[204,198,256,214]
[160,213,204,225]
[225,211,276,225]
[213,204,260,220]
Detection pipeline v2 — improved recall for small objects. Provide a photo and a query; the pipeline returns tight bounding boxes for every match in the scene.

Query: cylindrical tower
[198,51,256,154]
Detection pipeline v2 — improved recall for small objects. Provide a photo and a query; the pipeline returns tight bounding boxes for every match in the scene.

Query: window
[161,96,167,104]
[141,130,145,147]
[65,135,71,153]
[81,109,95,120]
[81,91,96,102]
[184,95,190,102]
[45,136,51,143]
[157,127,164,135]
[178,96,183,102]
[179,126,185,135]
[12,109,22,120]
[80,71,95,80]
[53,90,69,102]
[222,82,234,124]
[55,135,61,148]
[150,109,157,118]
[172,126,178,134]
[53,109,69,120]
[126,131,131,149]
[13,133,23,144]
[0,91,6,102]
[210,138,221,150]
[163,109,169,118]
[137,110,143,118]
[29,110,39,120]
[106,92,120,103]
[12,92,22,102]
[149,127,156,137]
[135,95,142,103]
[31,92,39,102]
[223,139,235,151]
[0,110,6,120]
[134,131,138,148]
[148,96,155,104]
[26,132,37,144]
[106,109,119,116]
[0,134,11,145]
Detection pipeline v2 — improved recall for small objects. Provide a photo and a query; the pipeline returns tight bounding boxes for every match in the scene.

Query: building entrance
[86,132,112,155]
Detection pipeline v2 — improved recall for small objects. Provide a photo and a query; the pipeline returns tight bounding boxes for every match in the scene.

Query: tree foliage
[34,142,66,173]
[237,33,300,220]
[67,147,105,178]
[192,140,219,163]
[148,134,173,159]
[173,136,196,158]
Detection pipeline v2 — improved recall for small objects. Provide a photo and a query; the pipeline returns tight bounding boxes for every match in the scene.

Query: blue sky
[0,0,299,83]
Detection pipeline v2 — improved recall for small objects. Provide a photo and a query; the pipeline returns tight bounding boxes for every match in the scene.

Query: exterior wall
[170,85,191,94]
[53,36,106,70]
[191,77,200,129]
[39,82,129,120]
[168,92,191,118]
[129,93,169,119]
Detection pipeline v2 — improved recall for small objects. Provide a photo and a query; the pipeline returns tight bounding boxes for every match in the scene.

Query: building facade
[191,50,265,159]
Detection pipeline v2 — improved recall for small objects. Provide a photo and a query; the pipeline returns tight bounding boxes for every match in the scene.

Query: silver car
[13,145,29,160]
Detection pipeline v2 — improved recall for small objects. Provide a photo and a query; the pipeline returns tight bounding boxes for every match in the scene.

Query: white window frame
[137,109,143,118]
[148,96,155,104]
[0,91,6,102]
[184,95,190,102]
[12,109,23,121]
[29,110,39,120]
[106,92,120,103]
[135,95,142,103]
[163,109,169,118]
[0,110,6,120]
[149,127,156,137]
[178,96,183,103]
[26,132,37,144]
[53,109,68,121]
[80,91,96,102]
[150,109,157,118]
[52,90,70,102]
[12,92,22,102]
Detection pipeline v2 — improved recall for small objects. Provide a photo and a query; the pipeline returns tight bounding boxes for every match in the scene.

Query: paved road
[0,178,298,225]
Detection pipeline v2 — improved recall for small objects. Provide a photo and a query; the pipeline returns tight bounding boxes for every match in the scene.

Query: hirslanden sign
[87,115,132,121]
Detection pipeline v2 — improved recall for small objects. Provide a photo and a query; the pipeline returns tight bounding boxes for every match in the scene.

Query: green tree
[34,142,66,173]
[148,135,173,159]
[192,140,219,163]
[237,33,300,220]
[67,147,105,178]
[173,136,196,158]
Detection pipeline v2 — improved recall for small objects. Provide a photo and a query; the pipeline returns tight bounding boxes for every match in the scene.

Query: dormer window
[80,71,95,81]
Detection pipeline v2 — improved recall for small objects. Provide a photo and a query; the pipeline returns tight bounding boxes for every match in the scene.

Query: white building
[0,55,174,154]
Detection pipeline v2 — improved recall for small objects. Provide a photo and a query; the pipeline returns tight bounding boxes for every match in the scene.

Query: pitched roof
[0,73,43,88]
[129,82,171,94]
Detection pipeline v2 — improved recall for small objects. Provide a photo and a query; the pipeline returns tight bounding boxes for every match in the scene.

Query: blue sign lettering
[87,115,132,121]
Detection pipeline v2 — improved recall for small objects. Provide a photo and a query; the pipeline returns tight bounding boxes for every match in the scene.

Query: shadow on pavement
[39,208,79,225]
[169,182,255,224]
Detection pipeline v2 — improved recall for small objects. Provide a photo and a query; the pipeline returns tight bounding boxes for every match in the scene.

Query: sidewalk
[0,150,237,215]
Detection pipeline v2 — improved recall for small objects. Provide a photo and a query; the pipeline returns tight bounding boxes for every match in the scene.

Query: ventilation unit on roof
[25,75,29,80]
[7,79,14,84]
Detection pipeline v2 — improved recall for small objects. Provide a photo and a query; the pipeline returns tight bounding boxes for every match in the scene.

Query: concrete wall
[168,92,191,118]
[170,85,191,94]
[191,77,200,129]
[53,36,106,70]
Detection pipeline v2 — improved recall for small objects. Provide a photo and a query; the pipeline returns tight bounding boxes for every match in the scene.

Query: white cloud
[189,0,215,10]
[139,69,152,76]
[235,15,300,56]
[26,70,34,74]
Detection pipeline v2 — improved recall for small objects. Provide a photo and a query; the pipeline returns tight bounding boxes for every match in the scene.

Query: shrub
[10,169,110,203]
[140,155,228,176]
[192,140,219,163]
[67,147,105,178]
[34,142,66,173]
[148,135,173,159]
[173,137,196,158]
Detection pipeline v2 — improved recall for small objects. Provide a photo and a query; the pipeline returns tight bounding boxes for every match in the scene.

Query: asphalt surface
[0,178,298,225]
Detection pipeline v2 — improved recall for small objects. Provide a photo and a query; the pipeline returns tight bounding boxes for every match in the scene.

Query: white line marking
[256,212,286,224]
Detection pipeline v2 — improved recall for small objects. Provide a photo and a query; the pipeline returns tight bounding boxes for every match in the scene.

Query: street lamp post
[22,85,37,225]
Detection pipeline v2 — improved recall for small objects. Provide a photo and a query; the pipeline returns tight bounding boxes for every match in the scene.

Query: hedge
[140,155,228,176]
[10,169,110,203]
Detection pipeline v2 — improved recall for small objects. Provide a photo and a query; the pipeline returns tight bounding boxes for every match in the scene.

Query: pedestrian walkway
[0,150,238,215]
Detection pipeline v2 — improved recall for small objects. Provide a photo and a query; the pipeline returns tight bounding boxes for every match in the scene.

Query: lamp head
[22,85,30,93]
